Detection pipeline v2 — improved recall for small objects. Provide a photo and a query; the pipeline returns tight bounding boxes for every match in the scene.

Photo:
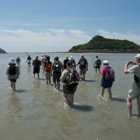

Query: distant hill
[69,35,140,53]
[0,48,6,53]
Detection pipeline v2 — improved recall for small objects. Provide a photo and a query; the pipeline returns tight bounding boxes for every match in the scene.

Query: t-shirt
[128,65,140,79]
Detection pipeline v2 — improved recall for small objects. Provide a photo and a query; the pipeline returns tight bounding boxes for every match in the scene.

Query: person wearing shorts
[32,56,41,79]
[52,56,63,90]
[100,60,114,99]
[6,57,20,91]
[77,54,88,81]
[60,61,78,107]
[124,54,140,118]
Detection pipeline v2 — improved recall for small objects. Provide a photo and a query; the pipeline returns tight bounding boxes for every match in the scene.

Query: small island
[0,48,6,53]
[68,35,140,53]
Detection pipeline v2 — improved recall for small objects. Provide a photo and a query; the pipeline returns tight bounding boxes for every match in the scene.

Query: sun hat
[134,54,140,59]
[103,60,109,65]
[10,57,16,64]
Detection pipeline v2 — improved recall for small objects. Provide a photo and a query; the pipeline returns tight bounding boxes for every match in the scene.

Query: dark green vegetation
[0,48,6,53]
[69,35,140,53]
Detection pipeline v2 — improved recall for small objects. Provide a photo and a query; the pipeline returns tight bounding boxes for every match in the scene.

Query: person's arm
[60,70,66,83]
[124,61,137,74]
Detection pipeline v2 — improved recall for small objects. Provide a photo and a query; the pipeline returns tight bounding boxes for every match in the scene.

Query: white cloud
[0,28,140,53]
[0,28,91,52]
[97,29,140,45]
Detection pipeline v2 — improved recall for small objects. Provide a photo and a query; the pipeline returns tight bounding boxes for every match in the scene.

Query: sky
[0,0,140,52]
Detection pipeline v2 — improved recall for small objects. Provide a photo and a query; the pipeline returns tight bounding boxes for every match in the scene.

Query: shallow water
[0,52,140,140]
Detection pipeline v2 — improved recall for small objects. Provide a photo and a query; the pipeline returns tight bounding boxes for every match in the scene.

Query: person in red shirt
[100,60,115,99]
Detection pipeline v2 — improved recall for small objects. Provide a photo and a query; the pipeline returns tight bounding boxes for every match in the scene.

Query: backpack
[134,65,140,88]
[96,59,101,66]
[104,67,115,82]
[33,60,41,68]
[8,65,16,75]
[64,68,80,90]
[45,62,52,73]
[53,61,62,74]
[79,58,86,69]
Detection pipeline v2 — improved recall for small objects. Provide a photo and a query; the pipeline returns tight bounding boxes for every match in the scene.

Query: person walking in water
[77,54,88,81]
[32,55,41,79]
[94,56,101,73]
[60,61,80,107]
[6,57,20,91]
[15,56,21,67]
[124,54,140,118]
[26,55,32,67]
[100,60,115,99]
[44,56,52,85]
[52,56,63,91]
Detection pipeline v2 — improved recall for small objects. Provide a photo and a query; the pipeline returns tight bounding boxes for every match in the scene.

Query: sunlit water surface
[0,52,140,140]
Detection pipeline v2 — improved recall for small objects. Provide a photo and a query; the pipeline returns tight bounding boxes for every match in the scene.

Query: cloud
[0,28,91,52]
[0,28,140,52]
[97,29,140,45]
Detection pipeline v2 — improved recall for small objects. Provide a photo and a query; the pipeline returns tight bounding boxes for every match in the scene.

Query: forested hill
[0,48,6,53]
[69,35,140,53]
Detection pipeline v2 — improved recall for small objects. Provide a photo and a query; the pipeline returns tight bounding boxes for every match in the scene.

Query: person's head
[135,54,140,62]
[10,57,16,64]
[103,60,109,66]
[35,55,39,60]
[46,56,50,61]
[66,55,68,59]
[96,56,98,58]
[81,54,84,58]
[54,56,59,61]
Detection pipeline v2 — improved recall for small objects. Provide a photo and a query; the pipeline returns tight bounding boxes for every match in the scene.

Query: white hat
[69,56,74,60]
[103,60,109,65]
[134,54,140,59]
[10,57,16,64]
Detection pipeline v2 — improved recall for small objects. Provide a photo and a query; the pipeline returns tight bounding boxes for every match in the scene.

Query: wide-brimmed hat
[103,60,109,65]
[134,54,140,59]
[10,57,16,64]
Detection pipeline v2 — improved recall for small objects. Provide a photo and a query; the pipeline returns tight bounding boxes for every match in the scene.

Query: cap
[10,57,16,64]
[103,60,109,65]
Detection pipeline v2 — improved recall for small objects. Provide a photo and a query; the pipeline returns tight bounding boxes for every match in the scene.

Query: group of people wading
[6,53,140,117]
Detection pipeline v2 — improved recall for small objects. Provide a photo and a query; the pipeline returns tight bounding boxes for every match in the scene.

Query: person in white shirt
[124,54,140,118]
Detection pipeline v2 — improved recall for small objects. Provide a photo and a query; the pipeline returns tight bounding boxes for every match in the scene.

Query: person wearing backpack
[44,56,52,85]
[94,56,101,73]
[124,54,140,118]
[52,56,63,91]
[100,60,115,99]
[6,57,20,91]
[63,56,69,69]
[60,61,80,107]
[26,55,32,67]
[77,54,88,81]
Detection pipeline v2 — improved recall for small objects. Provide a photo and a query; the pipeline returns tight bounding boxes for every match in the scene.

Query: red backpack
[45,62,52,73]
